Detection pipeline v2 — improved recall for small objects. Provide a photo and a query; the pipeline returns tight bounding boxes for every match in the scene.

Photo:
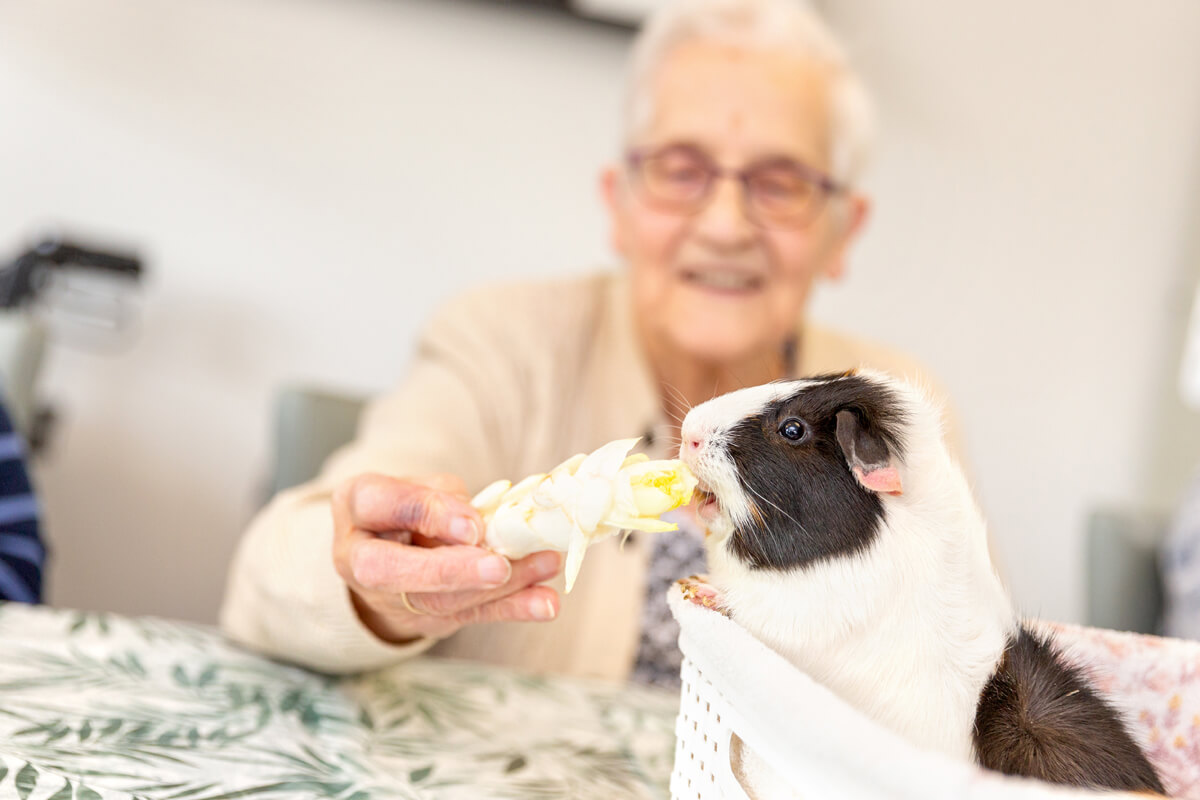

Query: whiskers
[657,435,683,454]
[743,481,809,540]
[661,382,693,423]
[656,382,692,457]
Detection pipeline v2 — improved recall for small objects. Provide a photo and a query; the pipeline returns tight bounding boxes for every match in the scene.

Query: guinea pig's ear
[835,409,903,495]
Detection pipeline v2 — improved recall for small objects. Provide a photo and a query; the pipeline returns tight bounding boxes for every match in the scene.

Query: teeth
[688,269,759,291]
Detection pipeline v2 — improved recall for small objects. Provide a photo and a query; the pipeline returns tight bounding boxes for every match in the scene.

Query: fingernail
[534,551,563,579]
[477,555,511,586]
[449,517,480,545]
[531,597,557,621]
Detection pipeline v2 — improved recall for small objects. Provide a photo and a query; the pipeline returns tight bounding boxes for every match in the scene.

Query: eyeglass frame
[624,143,847,229]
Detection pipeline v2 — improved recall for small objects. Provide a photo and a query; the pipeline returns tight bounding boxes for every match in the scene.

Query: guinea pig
[678,369,1164,795]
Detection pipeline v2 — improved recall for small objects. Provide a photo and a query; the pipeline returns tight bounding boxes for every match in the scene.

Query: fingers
[345,531,562,596]
[347,550,563,644]
[346,537,513,594]
[401,550,563,616]
[335,473,482,546]
[447,585,560,626]
[331,472,566,646]
[368,585,561,642]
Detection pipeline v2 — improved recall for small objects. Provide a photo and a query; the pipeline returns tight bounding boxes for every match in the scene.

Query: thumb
[348,474,483,546]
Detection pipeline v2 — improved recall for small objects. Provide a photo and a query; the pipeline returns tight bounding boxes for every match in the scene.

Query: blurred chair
[1084,507,1166,634]
[269,385,366,497]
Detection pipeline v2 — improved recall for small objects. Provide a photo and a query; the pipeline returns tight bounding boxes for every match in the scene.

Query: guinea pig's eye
[778,418,807,442]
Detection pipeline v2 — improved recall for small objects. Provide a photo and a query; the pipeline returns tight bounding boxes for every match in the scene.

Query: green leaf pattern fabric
[0,604,676,799]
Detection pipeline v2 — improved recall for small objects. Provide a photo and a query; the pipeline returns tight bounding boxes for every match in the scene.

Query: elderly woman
[220,0,955,683]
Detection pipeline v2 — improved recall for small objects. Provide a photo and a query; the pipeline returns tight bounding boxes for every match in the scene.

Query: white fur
[681,371,1016,763]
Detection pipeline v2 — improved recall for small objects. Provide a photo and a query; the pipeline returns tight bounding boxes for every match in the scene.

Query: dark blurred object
[1,234,144,348]
[470,0,641,28]
[0,235,146,453]
[0,235,142,309]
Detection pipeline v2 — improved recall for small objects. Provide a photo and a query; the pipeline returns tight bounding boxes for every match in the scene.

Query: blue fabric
[0,495,39,526]
[0,397,43,603]
[0,432,24,461]
[0,559,36,603]
[631,508,707,688]
[0,532,46,564]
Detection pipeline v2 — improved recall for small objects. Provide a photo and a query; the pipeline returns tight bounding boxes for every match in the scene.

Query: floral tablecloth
[0,603,677,800]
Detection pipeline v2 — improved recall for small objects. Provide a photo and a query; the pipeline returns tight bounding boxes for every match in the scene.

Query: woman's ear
[599,165,629,257]
[835,408,902,495]
[821,193,871,282]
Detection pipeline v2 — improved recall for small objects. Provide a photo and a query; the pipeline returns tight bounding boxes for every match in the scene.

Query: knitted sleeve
[0,393,44,603]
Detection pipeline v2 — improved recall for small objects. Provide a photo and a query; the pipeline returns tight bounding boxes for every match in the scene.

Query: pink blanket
[1043,622,1200,798]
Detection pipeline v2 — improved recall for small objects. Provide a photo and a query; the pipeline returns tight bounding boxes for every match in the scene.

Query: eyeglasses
[625,144,844,229]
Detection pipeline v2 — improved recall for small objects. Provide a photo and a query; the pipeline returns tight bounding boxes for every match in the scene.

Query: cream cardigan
[219,271,962,680]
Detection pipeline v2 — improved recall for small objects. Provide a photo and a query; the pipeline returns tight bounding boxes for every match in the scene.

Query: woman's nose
[693,177,756,248]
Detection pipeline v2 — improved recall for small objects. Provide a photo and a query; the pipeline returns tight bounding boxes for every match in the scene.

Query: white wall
[818,1,1200,620]
[0,0,1197,626]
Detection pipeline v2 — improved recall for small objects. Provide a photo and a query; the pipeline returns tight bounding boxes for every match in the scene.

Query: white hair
[623,0,875,186]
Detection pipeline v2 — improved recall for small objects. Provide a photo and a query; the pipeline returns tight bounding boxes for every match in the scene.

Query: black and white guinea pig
[678,369,1163,795]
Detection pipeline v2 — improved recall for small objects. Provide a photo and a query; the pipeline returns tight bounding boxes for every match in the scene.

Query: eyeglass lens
[634,145,828,227]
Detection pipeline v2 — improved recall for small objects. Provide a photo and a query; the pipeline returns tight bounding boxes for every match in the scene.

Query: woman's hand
[332,473,562,644]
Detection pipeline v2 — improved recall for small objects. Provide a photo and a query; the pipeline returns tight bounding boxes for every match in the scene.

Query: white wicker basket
[666,585,1152,800]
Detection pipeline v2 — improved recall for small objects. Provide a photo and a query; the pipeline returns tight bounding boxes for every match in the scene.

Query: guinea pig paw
[677,575,727,614]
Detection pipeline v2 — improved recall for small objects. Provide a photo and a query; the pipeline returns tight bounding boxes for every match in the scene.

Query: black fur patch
[973,626,1164,793]
[724,374,908,571]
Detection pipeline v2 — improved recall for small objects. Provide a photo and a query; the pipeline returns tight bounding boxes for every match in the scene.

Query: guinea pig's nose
[679,421,708,459]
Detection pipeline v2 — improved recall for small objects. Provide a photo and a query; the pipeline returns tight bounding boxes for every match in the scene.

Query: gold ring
[400,591,427,616]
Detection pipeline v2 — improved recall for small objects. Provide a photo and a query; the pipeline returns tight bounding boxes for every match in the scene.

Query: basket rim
[666,584,1143,799]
